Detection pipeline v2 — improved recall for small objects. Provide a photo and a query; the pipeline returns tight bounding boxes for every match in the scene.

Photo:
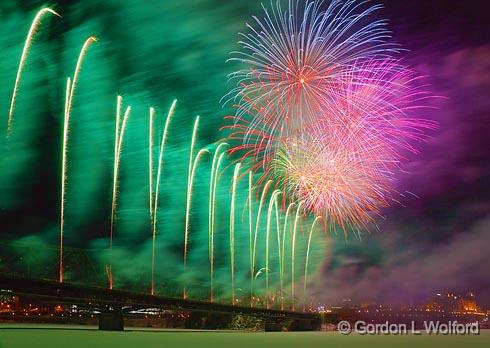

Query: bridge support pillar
[99,310,124,331]
[286,317,321,331]
[184,311,206,329]
[203,312,233,330]
[264,321,284,331]
[184,311,233,329]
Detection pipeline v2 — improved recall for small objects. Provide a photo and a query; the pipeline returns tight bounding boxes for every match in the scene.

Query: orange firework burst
[272,131,392,230]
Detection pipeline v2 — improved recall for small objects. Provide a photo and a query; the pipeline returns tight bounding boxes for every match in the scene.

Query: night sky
[0,0,489,307]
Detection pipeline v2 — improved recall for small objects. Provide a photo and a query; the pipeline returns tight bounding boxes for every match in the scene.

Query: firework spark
[248,171,254,307]
[208,143,228,302]
[250,179,273,303]
[108,97,131,289]
[230,162,241,305]
[290,200,303,311]
[280,201,296,310]
[7,8,60,135]
[68,37,97,111]
[59,77,71,284]
[303,216,322,310]
[265,189,281,309]
[59,37,96,284]
[151,100,177,295]
[183,117,208,299]
[149,107,155,235]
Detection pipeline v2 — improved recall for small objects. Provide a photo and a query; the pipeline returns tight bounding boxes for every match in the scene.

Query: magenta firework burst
[224,0,436,230]
[270,60,436,229]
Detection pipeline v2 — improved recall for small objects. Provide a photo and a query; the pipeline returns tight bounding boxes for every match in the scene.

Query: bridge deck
[0,275,317,320]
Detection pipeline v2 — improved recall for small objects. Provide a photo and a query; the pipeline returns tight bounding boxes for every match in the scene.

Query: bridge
[0,275,321,331]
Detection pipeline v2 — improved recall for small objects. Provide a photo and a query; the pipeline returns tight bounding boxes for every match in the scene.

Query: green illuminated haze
[0,0,329,307]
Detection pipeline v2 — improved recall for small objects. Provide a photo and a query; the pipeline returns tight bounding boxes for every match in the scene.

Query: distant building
[325,291,487,327]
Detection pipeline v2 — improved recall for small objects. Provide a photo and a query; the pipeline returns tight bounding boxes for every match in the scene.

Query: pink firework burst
[270,59,436,230]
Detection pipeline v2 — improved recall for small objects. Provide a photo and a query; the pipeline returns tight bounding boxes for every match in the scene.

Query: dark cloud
[316,216,490,307]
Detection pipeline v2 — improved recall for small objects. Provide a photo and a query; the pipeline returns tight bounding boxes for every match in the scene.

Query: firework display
[225,0,436,231]
[1,0,440,314]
